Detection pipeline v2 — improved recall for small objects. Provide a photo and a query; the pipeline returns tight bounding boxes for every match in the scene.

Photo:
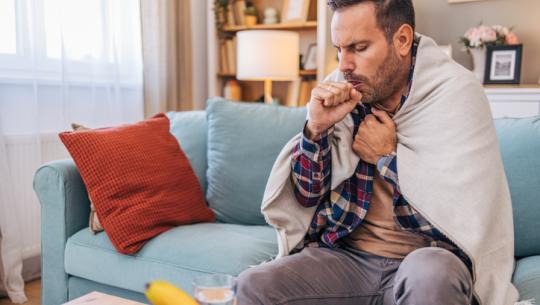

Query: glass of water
[193,274,236,305]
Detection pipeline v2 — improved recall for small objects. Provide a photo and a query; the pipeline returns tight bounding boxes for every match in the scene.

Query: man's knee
[236,263,289,305]
[237,263,285,290]
[393,247,473,304]
[397,247,469,288]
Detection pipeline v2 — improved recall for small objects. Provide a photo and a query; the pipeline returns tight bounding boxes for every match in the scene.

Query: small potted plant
[244,1,258,27]
[213,0,229,39]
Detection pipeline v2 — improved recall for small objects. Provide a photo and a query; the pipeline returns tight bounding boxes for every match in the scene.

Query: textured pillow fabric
[206,98,307,225]
[75,112,210,234]
[495,116,540,257]
[60,114,215,254]
[71,122,104,234]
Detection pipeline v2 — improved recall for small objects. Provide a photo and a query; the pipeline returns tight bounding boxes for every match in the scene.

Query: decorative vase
[263,7,278,24]
[245,15,257,27]
[223,79,241,101]
[469,47,486,83]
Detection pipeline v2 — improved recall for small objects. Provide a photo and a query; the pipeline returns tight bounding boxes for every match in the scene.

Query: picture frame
[282,0,310,23]
[484,44,523,85]
[303,43,317,70]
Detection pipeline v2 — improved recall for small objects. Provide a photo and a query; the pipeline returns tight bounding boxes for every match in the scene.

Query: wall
[413,0,540,84]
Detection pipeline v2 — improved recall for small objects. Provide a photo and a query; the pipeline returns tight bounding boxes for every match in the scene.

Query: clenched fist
[305,81,362,140]
[352,108,397,165]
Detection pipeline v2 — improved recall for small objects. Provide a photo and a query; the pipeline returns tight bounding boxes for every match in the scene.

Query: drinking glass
[193,274,236,305]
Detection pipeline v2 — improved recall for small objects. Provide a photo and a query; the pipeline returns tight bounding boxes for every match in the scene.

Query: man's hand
[305,82,362,140]
[352,108,397,164]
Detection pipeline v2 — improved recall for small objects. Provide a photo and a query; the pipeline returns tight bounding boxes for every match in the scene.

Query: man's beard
[344,47,409,105]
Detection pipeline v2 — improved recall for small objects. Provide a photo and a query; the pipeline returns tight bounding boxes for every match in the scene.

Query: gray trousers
[236,246,474,305]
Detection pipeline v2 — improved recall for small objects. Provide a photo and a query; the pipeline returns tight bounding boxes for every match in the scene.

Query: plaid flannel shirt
[290,38,472,272]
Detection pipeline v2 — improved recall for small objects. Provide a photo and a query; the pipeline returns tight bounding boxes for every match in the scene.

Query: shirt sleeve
[376,152,400,193]
[290,123,333,208]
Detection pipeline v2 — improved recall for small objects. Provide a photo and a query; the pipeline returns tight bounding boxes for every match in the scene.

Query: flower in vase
[460,24,518,50]
[505,32,520,45]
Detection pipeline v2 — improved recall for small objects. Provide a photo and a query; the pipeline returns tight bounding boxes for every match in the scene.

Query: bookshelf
[223,21,317,32]
[218,69,316,78]
[207,0,337,106]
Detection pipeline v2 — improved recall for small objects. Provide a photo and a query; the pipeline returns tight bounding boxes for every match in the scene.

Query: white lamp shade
[236,30,299,81]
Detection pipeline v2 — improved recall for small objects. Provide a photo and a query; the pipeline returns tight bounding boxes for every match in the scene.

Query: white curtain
[0,0,143,302]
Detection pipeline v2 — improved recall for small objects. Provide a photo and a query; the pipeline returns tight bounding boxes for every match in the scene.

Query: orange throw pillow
[59,114,215,254]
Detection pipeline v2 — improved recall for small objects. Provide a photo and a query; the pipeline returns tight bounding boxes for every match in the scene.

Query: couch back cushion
[495,116,540,257]
[206,98,307,225]
[167,111,208,194]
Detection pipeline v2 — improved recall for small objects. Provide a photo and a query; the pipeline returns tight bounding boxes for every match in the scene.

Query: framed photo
[282,0,310,23]
[484,44,523,85]
[303,43,317,70]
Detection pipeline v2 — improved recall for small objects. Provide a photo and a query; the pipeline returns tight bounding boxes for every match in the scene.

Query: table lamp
[236,30,299,104]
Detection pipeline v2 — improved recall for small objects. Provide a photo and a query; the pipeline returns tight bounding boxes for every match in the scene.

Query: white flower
[463,24,499,48]
[492,25,510,36]
[477,25,497,42]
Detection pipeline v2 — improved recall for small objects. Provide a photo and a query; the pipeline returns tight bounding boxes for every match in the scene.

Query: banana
[145,280,199,305]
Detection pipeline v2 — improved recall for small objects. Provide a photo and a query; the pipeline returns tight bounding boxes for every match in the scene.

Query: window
[43,0,107,61]
[0,0,142,83]
[0,0,17,54]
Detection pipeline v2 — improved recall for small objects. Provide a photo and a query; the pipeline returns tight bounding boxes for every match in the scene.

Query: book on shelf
[235,0,246,25]
[227,0,246,26]
[218,37,237,75]
[219,40,228,74]
[226,3,236,26]
[226,37,236,74]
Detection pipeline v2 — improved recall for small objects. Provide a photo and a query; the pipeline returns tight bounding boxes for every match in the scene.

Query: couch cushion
[512,255,540,302]
[206,98,307,225]
[65,223,277,294]
[495,116,540,257]
[167,111,208,194]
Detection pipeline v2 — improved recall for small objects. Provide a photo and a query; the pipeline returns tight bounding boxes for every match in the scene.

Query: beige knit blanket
[261,34,524,305]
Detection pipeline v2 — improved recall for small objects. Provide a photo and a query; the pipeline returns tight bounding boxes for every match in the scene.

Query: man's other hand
[352,108,397,164]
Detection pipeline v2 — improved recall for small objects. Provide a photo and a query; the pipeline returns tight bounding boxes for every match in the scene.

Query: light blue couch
[34,98,540,304]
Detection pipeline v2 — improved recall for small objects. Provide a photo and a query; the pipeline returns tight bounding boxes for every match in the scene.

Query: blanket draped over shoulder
[261,34,520,305]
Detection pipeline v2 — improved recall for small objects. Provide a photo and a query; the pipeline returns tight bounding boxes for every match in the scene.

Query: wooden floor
[0,280,41,305]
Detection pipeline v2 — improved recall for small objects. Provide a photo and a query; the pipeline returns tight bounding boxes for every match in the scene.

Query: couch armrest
[33,159,91,305]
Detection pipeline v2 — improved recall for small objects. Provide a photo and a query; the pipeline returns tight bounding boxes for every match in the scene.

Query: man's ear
[393,24,414,58]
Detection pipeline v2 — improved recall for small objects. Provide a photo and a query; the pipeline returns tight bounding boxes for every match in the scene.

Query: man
[236,1,519,305]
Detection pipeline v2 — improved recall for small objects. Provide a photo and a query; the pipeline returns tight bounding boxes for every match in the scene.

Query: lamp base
[264,79,273,104]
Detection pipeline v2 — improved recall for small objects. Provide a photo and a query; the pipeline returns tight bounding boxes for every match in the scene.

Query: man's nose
[338,51,355,73]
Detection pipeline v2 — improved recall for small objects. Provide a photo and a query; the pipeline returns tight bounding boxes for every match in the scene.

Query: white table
[62,292,146,305]
[485,85,540,118]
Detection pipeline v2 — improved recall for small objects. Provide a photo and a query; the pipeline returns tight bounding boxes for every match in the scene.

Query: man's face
[331,3,408,104]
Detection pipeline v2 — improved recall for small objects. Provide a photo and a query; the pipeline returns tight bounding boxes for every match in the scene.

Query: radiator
[4,133,70,260]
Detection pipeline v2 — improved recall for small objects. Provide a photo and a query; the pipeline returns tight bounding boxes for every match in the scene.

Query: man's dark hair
[327,0,415,41]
